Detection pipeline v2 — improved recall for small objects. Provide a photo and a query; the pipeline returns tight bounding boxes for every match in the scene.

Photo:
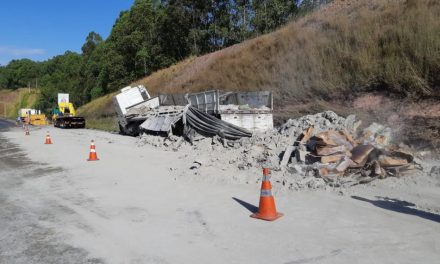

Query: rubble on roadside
[137,111,422,190]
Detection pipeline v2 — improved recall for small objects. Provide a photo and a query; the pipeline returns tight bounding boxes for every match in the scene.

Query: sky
[0,0,134,66]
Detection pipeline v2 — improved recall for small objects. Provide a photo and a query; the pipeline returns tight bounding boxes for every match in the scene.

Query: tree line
[0,0,330,113]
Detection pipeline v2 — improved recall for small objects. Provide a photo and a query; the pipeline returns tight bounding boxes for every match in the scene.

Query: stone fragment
[280,145,295,167]
[321,155,343,164]
[378,155,408,167]
[295,148,308,163]
[351,144,375,165]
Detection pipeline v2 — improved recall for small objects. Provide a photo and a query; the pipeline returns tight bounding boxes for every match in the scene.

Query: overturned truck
[113,85,159,135]
[113,86,273,139]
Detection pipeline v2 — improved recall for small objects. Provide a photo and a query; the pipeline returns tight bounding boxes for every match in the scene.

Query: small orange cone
[44,132,53,144]
[250,167,283,221]
[87,140,99,161]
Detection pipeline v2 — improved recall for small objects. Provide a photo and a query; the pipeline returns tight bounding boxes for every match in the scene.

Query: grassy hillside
[79,0,440,140]
[76,92,119,131]
[132,0,439,99]
[0,88,39,119]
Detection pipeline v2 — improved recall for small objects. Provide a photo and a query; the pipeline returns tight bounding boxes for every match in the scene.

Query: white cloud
[0,46,46,56]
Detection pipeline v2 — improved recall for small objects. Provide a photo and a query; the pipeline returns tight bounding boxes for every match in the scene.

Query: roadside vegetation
[0,88,39,119]
[134,0,439,99]
[76,92,118,131]
[78,0,439,131]
[1,0,438,138]
[1,0,321,113]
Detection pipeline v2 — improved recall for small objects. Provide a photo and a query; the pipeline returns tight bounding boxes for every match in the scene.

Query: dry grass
[318,0,440,96]
[133,0,439,99]
[77,92,118,119]
[132,57,197,95]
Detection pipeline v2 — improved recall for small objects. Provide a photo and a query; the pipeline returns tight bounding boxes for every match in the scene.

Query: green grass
[76,92,117,118]
[85,117,119,132]
[76,92,118,131]
[0,88,40,119]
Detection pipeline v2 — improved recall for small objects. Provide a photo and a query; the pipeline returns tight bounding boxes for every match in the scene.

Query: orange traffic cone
[44,132,53,144]
[250,167,283,221]
[87,140,99,161]
[25,127,30,136]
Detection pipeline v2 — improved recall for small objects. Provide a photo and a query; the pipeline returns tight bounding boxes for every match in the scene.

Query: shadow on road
[352,196,440,223]
[232,197,258,213]
[0,118,15,132]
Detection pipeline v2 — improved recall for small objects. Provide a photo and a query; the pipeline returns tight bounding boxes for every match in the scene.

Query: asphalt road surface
[1,120,439,264]
[0,119,101,263]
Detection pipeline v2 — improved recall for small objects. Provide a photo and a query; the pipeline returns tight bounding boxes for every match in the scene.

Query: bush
[90,86,104,100]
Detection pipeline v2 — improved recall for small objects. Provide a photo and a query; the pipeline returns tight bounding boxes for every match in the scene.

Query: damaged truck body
[113,85,159,135]
[113,86,273,139]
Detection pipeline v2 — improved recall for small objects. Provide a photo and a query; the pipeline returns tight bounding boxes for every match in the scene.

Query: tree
[157,1,191,60]
[0,66,7,89]
[136,47,150,76]
[298,0,332,13]
[2,0,307,108]
[208,0,234,50]
[36,51,84,109]
[252,0,298,34]
[0,59,40,89]
[229,0,253,43]
[81,32,103,56]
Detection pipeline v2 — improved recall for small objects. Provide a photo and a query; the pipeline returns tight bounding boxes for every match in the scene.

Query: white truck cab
[113,85,159,135]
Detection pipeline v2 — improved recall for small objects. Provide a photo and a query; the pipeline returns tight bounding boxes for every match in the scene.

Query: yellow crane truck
[52,94,85,128]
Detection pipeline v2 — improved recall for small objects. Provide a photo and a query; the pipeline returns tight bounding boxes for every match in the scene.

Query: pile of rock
[279,111,359,140]
[137,111,421,189]
[279,116,420,186]
[138,134,184,149]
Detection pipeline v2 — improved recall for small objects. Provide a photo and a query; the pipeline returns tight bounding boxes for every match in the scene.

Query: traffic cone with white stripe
[44,131,53,144]
[250,167,283,221]
[87,140,99,161]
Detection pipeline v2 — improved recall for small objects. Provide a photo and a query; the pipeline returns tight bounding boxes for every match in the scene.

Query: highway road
[0,120,102,263]
[1,120,439,264]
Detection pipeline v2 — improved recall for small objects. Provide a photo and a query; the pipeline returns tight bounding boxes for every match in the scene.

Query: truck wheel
[119,123,126,135]
[126,123,139,136]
